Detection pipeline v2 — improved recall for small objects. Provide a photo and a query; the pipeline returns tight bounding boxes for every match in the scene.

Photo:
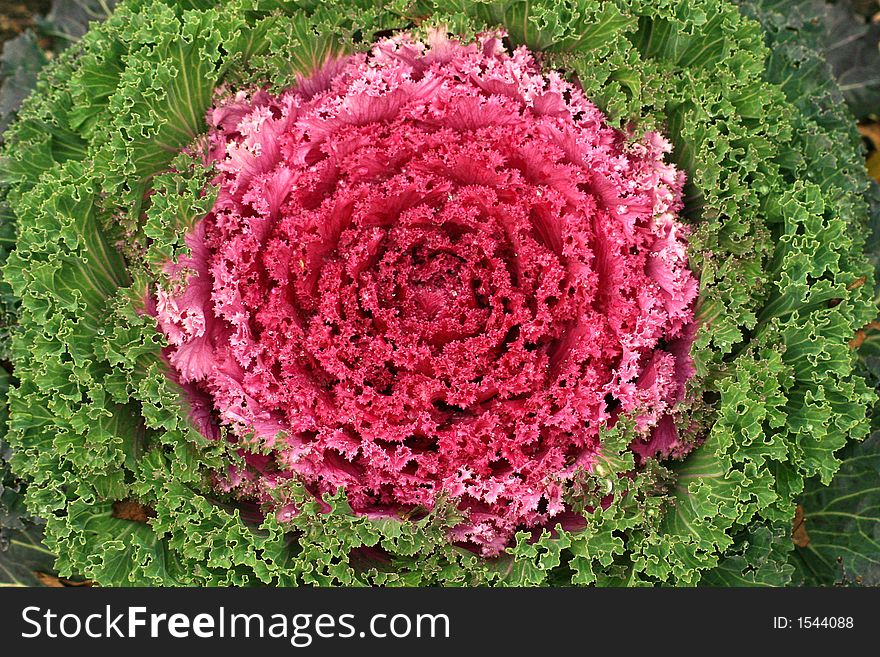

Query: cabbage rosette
[1,0,875,586]
[156,33,698,554]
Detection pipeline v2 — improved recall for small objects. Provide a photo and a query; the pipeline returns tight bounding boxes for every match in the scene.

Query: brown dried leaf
[858,124,880,182]
[793,504,811,548]
[858,121,880,149]
[112,499,156,524]
[847,275,868,290]
[33,572,65,587]
[34,572,93,587]
[850,319,880,349]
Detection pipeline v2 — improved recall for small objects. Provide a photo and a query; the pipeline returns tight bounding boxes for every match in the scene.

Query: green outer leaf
[0,525,56,587]
[824,0,880,119]
[41,1,119,43]
[735,0,880,588]
[700,524,795,586]
[792,432,880,585]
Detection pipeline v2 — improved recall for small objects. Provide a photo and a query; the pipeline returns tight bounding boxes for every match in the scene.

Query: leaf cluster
[0,0,876,585]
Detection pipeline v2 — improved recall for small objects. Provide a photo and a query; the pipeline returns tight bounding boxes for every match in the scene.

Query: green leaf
[792,431,880,585]
[41,0,120,43]
[0,525,57,587]
[701,523,795,586]
[824,0,880,119]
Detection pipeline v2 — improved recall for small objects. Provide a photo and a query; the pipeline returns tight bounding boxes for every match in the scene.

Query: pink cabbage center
[155,32,698,555]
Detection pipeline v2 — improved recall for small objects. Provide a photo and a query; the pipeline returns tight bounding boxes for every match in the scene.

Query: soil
[0,1,51,46]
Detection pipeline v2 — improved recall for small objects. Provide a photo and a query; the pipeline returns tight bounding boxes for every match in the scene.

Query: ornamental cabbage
[155,31,698,555]
[0,0,876,586]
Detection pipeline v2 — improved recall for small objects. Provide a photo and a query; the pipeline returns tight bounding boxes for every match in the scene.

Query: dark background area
[0,2,51,44]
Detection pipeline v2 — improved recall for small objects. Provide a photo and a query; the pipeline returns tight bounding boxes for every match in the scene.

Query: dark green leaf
[702,524,795,586]
[825,0,880,118]
[41,0,119,43]
[792,432,880,585]
[0,524,56,587]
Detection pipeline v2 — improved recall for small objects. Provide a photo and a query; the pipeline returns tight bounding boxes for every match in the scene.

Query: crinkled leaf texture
[739,0,880,586]
[0,0,876,586]
[1,363,58,587]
